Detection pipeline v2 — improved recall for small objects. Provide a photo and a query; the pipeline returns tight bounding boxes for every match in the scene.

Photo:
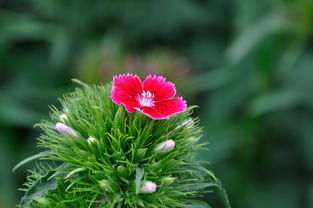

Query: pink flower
[110,74,187,120]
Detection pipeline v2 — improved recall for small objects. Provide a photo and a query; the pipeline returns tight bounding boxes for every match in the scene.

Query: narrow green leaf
[219,187,232,208]
[13,152,46,173]
[114,107,125,130]
[65,167,87,179]
[71,79,89,89]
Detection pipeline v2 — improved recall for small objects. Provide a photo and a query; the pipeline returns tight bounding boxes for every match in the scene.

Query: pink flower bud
[140,181,157,193]
[55,122,77,138]
[155,140,175,152]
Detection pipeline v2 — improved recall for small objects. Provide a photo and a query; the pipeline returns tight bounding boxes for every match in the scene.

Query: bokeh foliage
[1,0,313,207]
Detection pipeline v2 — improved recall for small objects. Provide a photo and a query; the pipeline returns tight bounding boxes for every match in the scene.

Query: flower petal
[143,75,176,102]
[135,97,187,120]
[110,74,142,112]
[134,106,166,119]
[153,97,187,118]
[125,105,137,113]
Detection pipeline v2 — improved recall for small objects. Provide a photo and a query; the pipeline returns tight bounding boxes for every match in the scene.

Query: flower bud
[117,165,128,178]
[155,140,175,152]
[99,180,119,193]
[55,122,77,138]
[87,137,96,144]
[136,148,147,161]
[140,181,157,193]
[160,176,176,185]
[60,114,68,122]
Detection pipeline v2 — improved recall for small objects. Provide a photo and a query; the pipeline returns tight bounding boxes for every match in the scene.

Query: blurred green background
[1,0,313,207]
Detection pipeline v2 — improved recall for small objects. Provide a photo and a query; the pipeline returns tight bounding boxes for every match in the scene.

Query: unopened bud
[140,181,157,193]
[87,137,96,144]
[55,122,77,138]
[155,140,175,152]
[117,165,128,178]
[60,114,68,122]
[160,176,176,185]
[136,148,147,161]
[99,180,119,193]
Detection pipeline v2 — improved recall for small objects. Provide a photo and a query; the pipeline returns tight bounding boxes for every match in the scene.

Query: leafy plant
[15,81,230,208]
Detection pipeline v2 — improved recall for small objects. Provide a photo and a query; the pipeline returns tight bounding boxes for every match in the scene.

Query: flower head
[110,74,187,120]
[140,181,157,193]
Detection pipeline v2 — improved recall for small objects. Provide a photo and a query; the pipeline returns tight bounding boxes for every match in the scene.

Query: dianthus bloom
[110,74,187,120]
